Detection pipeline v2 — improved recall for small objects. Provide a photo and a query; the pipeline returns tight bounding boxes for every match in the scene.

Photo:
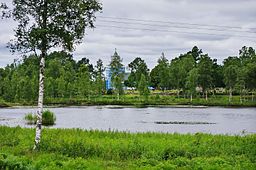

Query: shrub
[24,110,56,126]
[42,110,56,126]
[106,89,113,95]
[24,113,37,124]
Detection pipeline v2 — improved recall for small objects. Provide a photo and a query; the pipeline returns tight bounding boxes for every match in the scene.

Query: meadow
[0,126,255,169]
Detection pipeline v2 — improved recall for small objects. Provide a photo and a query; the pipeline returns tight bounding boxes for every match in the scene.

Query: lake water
[0,106,255,135]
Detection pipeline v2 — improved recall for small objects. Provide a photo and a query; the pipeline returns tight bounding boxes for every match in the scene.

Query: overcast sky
[0,0,255,68]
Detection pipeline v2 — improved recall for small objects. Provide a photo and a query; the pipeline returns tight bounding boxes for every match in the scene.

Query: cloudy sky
[0,0,255,68]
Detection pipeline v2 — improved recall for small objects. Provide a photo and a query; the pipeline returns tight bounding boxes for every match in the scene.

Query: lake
[0,106,255,135]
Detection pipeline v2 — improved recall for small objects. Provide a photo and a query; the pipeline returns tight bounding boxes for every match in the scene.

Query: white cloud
[0,0,255,68]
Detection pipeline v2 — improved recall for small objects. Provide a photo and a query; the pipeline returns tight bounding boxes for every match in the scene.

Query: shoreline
[1,103,256,108]
[2,104,256,109]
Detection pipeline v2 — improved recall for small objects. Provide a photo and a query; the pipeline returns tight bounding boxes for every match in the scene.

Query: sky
[0,0,255,69]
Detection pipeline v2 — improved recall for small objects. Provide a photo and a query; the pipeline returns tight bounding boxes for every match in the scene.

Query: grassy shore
[0,126,255,169]
[1,94,255,107]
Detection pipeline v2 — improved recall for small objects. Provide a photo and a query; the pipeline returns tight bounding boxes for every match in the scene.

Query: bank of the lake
[0,126,255,169]
[1,95,256,107]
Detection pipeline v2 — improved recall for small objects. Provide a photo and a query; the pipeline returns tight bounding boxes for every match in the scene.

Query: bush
[42,110,56,126]
[24,113,37,124]
[106,89,113,95]
[24,110,56,126]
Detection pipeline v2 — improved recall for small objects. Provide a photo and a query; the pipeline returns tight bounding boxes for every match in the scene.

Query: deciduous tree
[1,0,101,149]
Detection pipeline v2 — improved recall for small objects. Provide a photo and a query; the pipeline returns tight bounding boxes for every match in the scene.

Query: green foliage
[197,54,214,93]
[138,74,150,99]
[0,46,256,105]
[109,50,124,97]
[169,53,195,96]
[77,64,91,97]
[185,68,199,97]
[0,126,255,169]
[24,110,56,126]
[42,110,56,126]
[127,57,149,88]
[24,113,37,125]
[94,59,105,96]
[157,53,170,90]
[1,0,102,54]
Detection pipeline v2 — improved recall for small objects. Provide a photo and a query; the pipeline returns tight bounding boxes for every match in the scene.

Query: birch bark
[33,55,45,150]
[229,88,232,102]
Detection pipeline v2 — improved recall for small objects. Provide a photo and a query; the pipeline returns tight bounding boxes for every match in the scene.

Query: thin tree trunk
[205,90,208,101]
[240,90,242,103]
[229,88,232,102]
[34,0,48,150]
[252,91,254,102]
[34,54,45,150]
[190,93,193,102]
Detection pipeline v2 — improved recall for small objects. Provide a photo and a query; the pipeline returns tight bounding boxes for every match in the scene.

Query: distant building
[105,50,130,90]
[106,66,130,90]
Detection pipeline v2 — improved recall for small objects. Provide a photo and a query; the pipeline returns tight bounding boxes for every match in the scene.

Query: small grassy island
[0,126,255,169]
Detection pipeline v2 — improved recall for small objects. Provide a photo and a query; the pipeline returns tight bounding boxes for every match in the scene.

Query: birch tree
[1,0,102,149]
[223,65,238,102]
[185,68,199,102]
[197,54,214,100]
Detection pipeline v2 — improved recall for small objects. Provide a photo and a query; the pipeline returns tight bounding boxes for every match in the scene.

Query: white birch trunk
[34,55,45,150]
[240,92,242,103]
[190,93,193,102]
[229,88,232,102]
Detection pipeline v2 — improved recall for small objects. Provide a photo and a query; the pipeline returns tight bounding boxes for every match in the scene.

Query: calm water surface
[0,106,255,135]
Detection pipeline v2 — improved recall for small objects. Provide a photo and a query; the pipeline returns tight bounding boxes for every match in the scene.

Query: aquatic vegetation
[24,113,36,124]
[24,110,56,126]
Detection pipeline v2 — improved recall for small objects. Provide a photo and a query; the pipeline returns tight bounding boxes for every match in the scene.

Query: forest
[0,46,255,106]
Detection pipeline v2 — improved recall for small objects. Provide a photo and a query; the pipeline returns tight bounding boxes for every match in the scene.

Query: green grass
[0,126,255,169]
[42,94,256,107]
[24,110,56,126]
[2,94,256,107]
[24,113,37,124]
[0,98,10,107]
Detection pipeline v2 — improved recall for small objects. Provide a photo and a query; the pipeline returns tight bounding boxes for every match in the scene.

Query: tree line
[0,46,255,103]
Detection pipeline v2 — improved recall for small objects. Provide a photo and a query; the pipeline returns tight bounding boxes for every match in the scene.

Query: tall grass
[42,94,256,107]
[24,110,56,126]
[2,94,256,107]
[42,110,56,125]
[0,126,255,169]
